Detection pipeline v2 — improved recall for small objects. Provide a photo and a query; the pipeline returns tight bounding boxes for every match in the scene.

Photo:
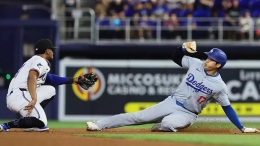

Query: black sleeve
[172,46,185,67]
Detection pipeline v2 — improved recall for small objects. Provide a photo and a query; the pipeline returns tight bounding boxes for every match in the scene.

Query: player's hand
[241,127,260,133]
[24,99,37,116]
[183,41,197,53]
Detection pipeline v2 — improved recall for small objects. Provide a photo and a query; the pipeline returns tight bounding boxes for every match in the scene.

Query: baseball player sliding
[86,41,259,133]
[0,39,98,132]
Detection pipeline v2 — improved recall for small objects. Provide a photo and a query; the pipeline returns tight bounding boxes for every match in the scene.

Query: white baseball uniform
[6,55,56,126]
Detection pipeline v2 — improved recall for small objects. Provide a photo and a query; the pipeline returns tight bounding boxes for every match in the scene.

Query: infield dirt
[0,128,250,146]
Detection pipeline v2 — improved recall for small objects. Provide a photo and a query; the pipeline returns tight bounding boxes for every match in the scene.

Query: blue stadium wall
[0,20,59,120]
[60,43,260,60]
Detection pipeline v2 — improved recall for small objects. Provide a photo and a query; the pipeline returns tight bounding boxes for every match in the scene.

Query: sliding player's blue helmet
[204,48,227,69]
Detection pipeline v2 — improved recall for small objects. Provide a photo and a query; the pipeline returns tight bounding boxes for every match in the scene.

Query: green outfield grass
[0,120,259,146]
[81,122,260,146]
[1,120,259,129]
[81,134,260,146]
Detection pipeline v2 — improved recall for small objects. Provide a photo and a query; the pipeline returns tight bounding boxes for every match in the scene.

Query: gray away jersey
[173,56,230,114]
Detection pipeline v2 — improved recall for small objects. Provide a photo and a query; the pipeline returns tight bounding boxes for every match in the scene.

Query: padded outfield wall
[58,59,260,122]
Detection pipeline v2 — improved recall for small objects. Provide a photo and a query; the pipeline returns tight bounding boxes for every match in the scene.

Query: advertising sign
[59,59,260,121]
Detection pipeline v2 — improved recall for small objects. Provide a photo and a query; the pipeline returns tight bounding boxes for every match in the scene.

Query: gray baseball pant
[96,96,198,132]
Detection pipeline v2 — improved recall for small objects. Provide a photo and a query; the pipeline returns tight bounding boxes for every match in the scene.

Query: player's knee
[161,120,174,130]
[161,118,190,131]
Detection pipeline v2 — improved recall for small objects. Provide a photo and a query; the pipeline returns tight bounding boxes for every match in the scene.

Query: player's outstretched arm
[44,73,98,90]
[44,73,76,85]
[222,105,260,133]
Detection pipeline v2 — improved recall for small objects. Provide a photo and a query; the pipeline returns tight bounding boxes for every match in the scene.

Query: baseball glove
[77,73,98,90]
[182,41,197,53]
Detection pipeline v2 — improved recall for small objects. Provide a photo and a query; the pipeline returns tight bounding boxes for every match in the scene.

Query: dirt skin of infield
[0,127,254,146]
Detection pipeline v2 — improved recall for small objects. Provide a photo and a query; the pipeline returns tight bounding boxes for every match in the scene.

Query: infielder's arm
[27,70,39,101]
[44,73,77,86]
[44,73,98,90]
[25,70,39,116]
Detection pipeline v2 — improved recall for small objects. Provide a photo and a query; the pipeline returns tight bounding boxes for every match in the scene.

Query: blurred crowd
[94,0,260,41]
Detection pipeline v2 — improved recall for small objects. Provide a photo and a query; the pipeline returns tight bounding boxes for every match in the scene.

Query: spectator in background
[167,0,195,11]
[96,12,109,39]
[108,0,125,15]
[130,12,140,39]
[95,0,109,16]
[166,0,181,11]
[119,11,126,23]
[134,2,144,15]
[193,0,213,18]
[61,0,81,39]
[212,0,223,15]
[123,4,134,17]
[150,0,158,6]
[166,0,184,11]
[223,2,230,11]
[239,11,253,40]
[256,14,260,40]
[225,0,240,40]
[193,0,213,12]
[180,13,197,39]
[152,0,168,18]
[110,12,121,27]
[139,14,153,41]
[110,12,123,39]
[176,2,191,18]
[126,0,138,15]
[119,11,126,39]
[162,13,180,39]
[210,8,220,39]
[209,0,226,39]
[127,0,137,7]
[185,0,195,11]
[138,1,153,17]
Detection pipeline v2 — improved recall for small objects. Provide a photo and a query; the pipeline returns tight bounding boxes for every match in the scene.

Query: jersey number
[197,96,207,104]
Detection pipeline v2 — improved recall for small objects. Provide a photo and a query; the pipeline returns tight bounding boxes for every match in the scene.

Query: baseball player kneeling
[86,41,259,133]
[0,39,98,132]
